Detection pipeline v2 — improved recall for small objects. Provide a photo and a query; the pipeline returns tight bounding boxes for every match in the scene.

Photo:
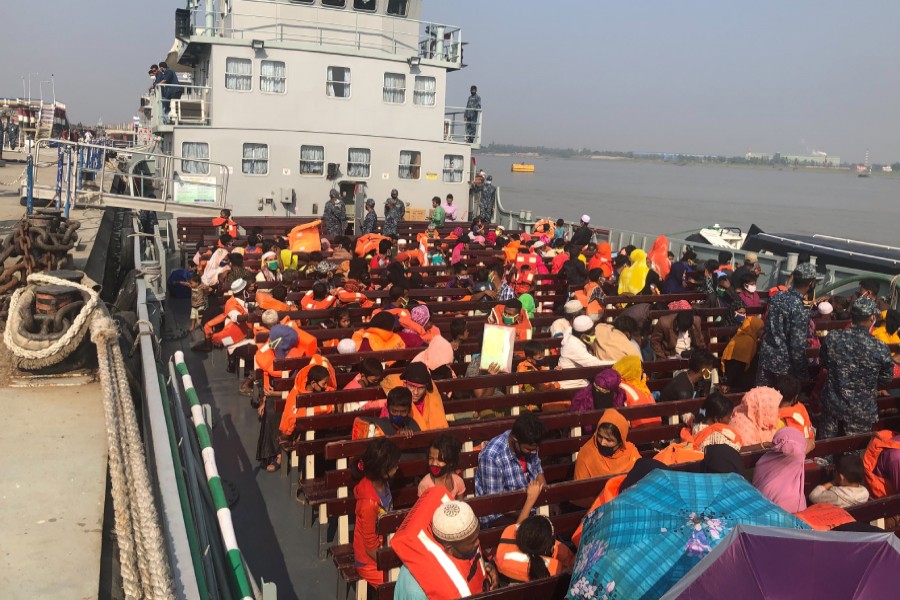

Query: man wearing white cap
[570,214,594,247]
[393,496,498,599]
[549,299,586,341]
[559,315,608,389]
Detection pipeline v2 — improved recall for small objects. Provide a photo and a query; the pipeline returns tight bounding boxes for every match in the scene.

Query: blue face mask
[389,415,408,428]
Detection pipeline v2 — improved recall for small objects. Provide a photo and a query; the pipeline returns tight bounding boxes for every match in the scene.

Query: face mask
[716,288,727,297]
[744,284,757,294]
[389,415,408,428]
[267,261,279,270]
[429,464,449,478]
[597,444,617,458]
[398,298,408,307]
[581,334,596,345]
[502,315,516,325]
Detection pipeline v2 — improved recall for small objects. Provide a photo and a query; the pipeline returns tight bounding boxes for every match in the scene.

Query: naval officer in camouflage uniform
[323,189,347,238]
[818,297,895,438]
[757,262,822,386]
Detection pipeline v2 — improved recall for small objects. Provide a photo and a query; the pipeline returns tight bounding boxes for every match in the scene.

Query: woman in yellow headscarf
[721,316,764,391]
[618,249,650,295]
[612,356,661,428]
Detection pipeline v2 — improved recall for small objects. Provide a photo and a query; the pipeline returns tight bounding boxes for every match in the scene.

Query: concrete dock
[0,149,110,599]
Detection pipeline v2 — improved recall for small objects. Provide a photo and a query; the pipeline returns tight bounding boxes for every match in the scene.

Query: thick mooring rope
[92,316,175,600]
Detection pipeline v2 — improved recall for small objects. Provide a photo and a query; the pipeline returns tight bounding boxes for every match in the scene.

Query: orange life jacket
[489,306,533,341]
[793,503,856,531]
[573,281,603,317]
[533,219,555,240]
[207,296,249,347]
[301,290,337,311]
[680,422,744,450]
[494,524,574,583]
[779,404,813,439]
[863,430,900,499]
[356,233,391,258]
[280,355,337,435]
[211,216,238,238]
[255,344,306,394]
[389,487,484,600]
[571,475,626,547]
[256,291,291,313]
[619,382,661,428]
[653,442,704,466]
[351,326,405,354]
[288,220,322,253]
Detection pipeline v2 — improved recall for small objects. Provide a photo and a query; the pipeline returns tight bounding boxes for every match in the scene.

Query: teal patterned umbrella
[568,470,810,600]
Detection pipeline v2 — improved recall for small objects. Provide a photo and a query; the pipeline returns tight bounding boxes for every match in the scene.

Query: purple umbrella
[663,524,900,599]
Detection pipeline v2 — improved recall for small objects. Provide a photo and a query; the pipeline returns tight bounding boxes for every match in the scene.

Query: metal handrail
[188,5,463,65]
[28,138,229,215]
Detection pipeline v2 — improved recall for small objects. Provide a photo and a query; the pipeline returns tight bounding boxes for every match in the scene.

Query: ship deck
[162,297,334,600]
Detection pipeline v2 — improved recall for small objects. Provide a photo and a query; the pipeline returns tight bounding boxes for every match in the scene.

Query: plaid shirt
[474,430,543,525]
[498,282,516,302]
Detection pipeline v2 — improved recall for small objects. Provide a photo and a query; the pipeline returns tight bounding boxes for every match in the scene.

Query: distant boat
[858,150,871,178]
[511,163,535,173]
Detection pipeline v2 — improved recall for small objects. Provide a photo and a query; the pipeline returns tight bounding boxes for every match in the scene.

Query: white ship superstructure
[142,0,481,226]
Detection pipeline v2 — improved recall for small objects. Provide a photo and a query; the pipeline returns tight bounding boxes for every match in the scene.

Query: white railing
[187,6,463,67]
[444,107,482,147]
[28,138,229,216]
[149,84,212,128]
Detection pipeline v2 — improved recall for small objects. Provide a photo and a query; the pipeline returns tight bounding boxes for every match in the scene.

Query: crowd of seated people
[179,210,900,598]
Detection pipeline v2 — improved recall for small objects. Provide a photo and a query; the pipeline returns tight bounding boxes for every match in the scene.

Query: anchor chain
[0,211,80,321]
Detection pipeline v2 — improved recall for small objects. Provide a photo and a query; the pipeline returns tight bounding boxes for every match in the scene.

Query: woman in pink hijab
[752,426,809,513]
[729,386,782,448]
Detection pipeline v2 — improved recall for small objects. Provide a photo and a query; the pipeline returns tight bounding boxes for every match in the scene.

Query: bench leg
[318,503,329,559]
[355,581,368,600]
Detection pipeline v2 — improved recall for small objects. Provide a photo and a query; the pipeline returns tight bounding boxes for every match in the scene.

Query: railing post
[26,153,34,216]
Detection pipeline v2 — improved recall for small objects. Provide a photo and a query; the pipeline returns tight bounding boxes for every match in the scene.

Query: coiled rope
[2,273,176,599]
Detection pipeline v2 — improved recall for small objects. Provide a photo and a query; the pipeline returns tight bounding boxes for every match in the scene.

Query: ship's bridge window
[182,142,210,175]
[348,148,371,178]
[386,0,408,17]
[322,0,346,8]
[326,67,351,98]
[225,57,252,91]
[353,0,376,12]
[300,145,325,175]
[383,73,406,104]
[242,143,269,175]
[443,154,463,183]
[399,150,421,180]
[260,60,286,94]
[413,76,436,106]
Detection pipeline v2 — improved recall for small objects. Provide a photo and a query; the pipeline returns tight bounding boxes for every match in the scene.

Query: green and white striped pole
[173,351,253,600]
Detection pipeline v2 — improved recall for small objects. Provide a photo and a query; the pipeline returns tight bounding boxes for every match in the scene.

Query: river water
[474,155,898,247]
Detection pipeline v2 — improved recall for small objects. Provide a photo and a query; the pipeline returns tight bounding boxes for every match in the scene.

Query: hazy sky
[2,0,898,163]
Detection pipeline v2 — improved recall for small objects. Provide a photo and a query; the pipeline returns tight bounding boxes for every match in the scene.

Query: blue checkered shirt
[498,282,516,302]
[474,430,543,525]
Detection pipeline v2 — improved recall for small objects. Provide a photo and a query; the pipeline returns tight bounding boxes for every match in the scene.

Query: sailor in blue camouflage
[383,189,404,238]
[818,297,895,438]
[361,198,377,234]
[478,175,497,223]
[756,263,821,386]
[322,189,347,238]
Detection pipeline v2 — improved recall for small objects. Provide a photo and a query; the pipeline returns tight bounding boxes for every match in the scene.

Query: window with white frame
[300,145,325,175]
[326,67,351,98]
[383,73,406,104]
[347,148,371,178]
[225,57,252,91]
[260,60,286,94]
[399,150,421,180]
[181,142,210,174]
[443,154,463,183]
[242,143,268,175]
[413,76,436,106]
